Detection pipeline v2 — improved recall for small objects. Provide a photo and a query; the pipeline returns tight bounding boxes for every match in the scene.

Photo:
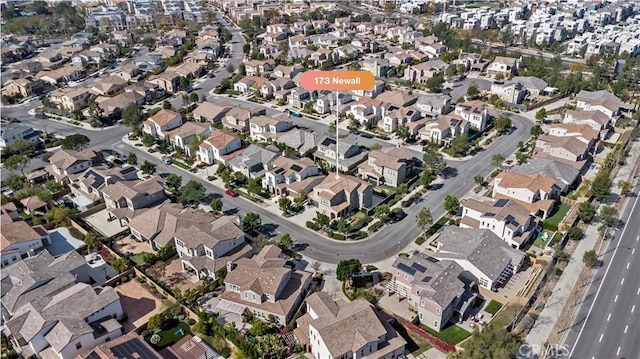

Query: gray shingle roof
[511,158,580,191]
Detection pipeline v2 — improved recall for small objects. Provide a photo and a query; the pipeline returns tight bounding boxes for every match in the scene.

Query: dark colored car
[361,132,373,139]
[225,189,239,197]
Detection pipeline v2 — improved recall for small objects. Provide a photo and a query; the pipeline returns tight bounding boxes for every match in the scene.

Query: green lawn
[544,204,570,227]
[130,252,153,266]
[533,230,554,248]
[146,321,192,349]
[425,216,449,237]
[489,304,523,328]
[484,300,503,315]
[420,324,472,345]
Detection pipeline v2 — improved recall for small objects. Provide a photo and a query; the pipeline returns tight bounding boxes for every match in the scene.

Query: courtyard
[113,235,151,256]
[115,280,164,332]
[84,209,129,237]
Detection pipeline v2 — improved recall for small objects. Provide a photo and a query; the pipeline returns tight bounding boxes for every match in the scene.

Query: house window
[75,343,82,349]
[436,308,441,315]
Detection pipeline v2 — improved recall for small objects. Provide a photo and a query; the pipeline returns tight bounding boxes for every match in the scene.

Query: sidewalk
[522,139,640,356]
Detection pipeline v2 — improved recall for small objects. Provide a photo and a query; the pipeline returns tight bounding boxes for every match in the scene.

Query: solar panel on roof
[87,352,101,359]
[485,212,496,217]
[411,262,427,273]
[110,338,158,359]
[494,199,508,207]
[290,164,302,172]
[397,262,416,275]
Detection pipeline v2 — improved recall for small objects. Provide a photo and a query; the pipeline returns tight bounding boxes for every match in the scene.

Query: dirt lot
[116,280,164,332]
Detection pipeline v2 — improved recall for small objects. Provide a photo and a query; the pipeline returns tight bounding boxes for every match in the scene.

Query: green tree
[44,206,70,227]
[336,258,362,282]
[220,170,232,187]
[147,314,163,330]
[373,204,391,222]
[494,116,512,133]
[591,174,612,201]
[83,232,102,251]
[419,169,434,187]
[242,212,262,233]
[6,139,34,156]
[278,196,292,213]
[162,100,172,109]
[179,77,190,89]
[474,174,485,187]
[582,250,598,268]
[4,154,30,176]
[491,154,505,168]
[314,212,330,229]
[226,63,235,73]
[142,133,156,147]
[164,173,182,193]
[599,206,618,227]
[279,233,293,250]
[466,83,479,99]
[140,160,156,175]
[246,177,261,195]
[232,171,247,185]
[450,134,470,156]
[422,146,446,174]
[255,334,287,359]
[210,198,223,214]
[617,180,632,195]
[127,152,137,165]
[179,180,206,205]
[61,134,90,151]
[336,218,349,234]
[530,124,544,137]
[458,325,520,359]
[396,124,411,142]
[121,104,145,128]
[416,207,433,232]
[535,108,547,122]
[112,257,131,273]
[516,152,529,165]
[578,202,596,223]
[425,74,445,92]
[567,227,584,241]
[444,194,459,214]
[189,92,199,103]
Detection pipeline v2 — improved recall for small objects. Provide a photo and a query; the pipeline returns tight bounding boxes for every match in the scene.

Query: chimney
[227,261,236,272]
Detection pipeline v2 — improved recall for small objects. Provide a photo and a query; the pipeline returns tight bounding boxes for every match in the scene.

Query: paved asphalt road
[562,176,640,359]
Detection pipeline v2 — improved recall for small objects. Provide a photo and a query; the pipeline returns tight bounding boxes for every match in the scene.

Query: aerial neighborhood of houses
[1,0,639,358]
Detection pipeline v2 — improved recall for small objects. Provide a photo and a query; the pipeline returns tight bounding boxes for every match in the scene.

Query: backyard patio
[84,209,129,237]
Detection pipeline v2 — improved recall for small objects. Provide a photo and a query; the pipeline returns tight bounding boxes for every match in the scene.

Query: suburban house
[1,77,44,98]
[309,174,373,219]
[510,158,580,194]
[489,80,525,104]
[419,114,469,145]
[143,109,183,139]
[226,144,279,178]
[147,71,181,93]
[166,122,213,156]
[575,90,634,119]
[234,76,269,94]
[19,196,47,215]
[415,94,451,115]
[101,176,166,217]
[89,76,128,96]
[222,106,267,133]
[276,129,319,157]
[453,100,489,131]
[46,148,101,183]
[175,215,253,281]
[0,124,41,149]
[273,64,304,79]
[260,78,296,99]
[294,292,406,359]
[68,166,138,210]
[380,106,422,133]
[361,58,390,78]
[492,172,560,219]
[534,123,599,165]
[197,130,242,165]
[2,251,125,358]
[314,92,353,115]
[192,101,232,123]
[0,220,48,268]
[460,198,538,249]
[313,137,368,172]
[563,110,612,134]
[387,254,478,331]
[244,59,275,76]
[78,333,161,359]
[218,245,313,325]
[403,61,447,83]
[486,56,520,76]
[433,227,525,291]
[346,98,389,127]
[456,52,488,71]
[249,115,294,142]
[357,147,420,187]
[262,156,325,197]
[49,87,93,111]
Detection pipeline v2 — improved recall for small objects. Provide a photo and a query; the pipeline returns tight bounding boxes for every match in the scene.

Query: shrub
[220,347,231,358]
[331,233,346,240]
[306,221,320,230]
[369,221,383,233]
[415,237,426,245]
[350,216,371,231]
[68,227,84,239]
[542,221,558,231]
[554,267,563,276]
[401,199,412,207]
[187,318,196,325]
[365,265,378,271]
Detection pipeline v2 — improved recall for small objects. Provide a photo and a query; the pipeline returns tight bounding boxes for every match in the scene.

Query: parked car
[291,112,302,117]
[161,156,172,165]
[225,189,239,197]
[360,132,373,139]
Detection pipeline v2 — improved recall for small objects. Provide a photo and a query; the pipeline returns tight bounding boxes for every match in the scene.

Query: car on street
[225,189,239,197]
[360,132,373,138]
[291,112,302,117]
[161,156,172,165]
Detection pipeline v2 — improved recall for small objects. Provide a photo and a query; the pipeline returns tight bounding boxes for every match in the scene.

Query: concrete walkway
[521,139,640,356]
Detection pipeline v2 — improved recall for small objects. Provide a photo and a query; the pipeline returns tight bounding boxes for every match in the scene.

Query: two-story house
[418,115,469,145]
[166,122,213,157]
[192,101,232,123]
[176,215,253,281]
[313,92,353,115]
[357,147,420,187]
[492,172,560,219]
[46,148,101,184]
[534,123,599,166]
[313,137,368,172]
[0,124,41,149]
[249,115,294,142]
[222,106,266,133]
[346,98,388,127]
[226,144,279,178]
[147,71,181,93]
[575,90,634,120]
[197,130,242,165]
[486,56,520,77]
[244,59,276,76]
[415,94,451,115]
[309,174,373,219]
[260,78,296,100]
[218,245,312,325]
[1,220,48,267]
[453,100,489,131]
[143,109,183,139]
[234,76,269,95]
[101,176,165,216]
[49,87,93,112]
[295,292,406,359]
[433,226,525,291]
[69,166,139,211]
[262,156,324,197]
[460,198,538,249]
[387,253,478,331]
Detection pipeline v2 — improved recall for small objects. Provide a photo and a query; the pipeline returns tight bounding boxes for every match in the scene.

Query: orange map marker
[299,70,376,91]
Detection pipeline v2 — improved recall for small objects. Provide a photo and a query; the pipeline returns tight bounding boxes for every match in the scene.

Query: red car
[225,189,239,197]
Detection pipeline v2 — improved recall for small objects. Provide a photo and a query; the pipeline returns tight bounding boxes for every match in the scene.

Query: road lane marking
[637,235,639,241]
[628,262,631,269]
[633,248,636,254]
[564,172,640,358]
[621,278,625,285]
[616,347,621,356]
[632,305,636,313]
[607,313,611,321]
[625,325,628,334]
[637,288,640,295]
[615,295,618,302]
[599,333,604,342]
